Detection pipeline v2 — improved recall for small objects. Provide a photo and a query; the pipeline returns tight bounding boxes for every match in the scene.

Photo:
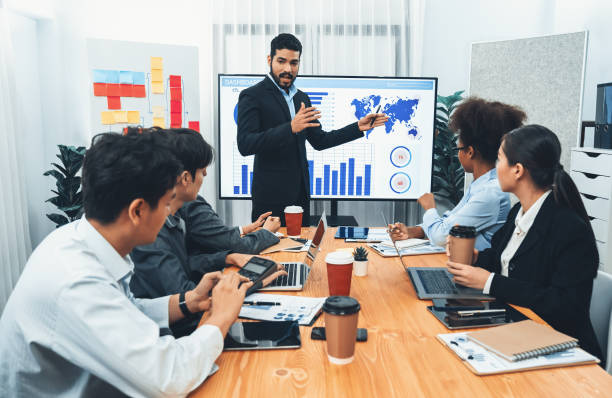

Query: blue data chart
[389,172,411,194]
[390,146,412,168]
[232,144,254,196]
[307,142,374,198]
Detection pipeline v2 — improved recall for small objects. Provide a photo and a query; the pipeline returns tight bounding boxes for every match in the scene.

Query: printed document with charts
[239,294,325,326]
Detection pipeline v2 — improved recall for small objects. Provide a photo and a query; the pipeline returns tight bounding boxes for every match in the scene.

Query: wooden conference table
[190,227,612,397]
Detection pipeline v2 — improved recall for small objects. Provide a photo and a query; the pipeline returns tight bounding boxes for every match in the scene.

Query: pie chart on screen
[390,146,411,168]
[389,172,411,194]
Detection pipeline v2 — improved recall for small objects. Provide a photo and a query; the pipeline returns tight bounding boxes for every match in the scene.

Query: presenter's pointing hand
[291,102,321,133]
[358,113,389,131]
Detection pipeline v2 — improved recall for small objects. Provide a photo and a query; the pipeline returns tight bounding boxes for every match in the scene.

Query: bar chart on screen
[307,142,374,198]
[232,145,254,195]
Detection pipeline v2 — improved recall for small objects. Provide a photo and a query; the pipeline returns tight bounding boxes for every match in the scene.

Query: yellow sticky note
[152,106,164,118]
[153,117,165,128]
[151,56,163,70]
[151,69,163,82]
[127,111,140,124]
[113,111,128,123]
[151,82,164,94]
[101,111,115,125]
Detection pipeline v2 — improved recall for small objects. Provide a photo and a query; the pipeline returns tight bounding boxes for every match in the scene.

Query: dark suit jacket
[179,195,280,254]
[237,75,364,206]
[476,194,603,360]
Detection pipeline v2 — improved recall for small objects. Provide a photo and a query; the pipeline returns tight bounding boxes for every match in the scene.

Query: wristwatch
[178,291,193,317]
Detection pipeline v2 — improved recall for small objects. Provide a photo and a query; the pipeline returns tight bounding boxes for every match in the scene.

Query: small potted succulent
[352,246,369,277]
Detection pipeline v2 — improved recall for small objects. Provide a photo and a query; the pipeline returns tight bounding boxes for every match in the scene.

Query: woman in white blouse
[446,124,603,361]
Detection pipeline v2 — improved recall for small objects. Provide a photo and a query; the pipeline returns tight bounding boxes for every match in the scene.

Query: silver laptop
[381,212,491,300]
[261,212,327,291]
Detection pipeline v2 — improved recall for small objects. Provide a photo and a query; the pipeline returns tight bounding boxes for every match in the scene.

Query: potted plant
[44,145,86,228]
[353,246,369,277]
[433,90,465,208]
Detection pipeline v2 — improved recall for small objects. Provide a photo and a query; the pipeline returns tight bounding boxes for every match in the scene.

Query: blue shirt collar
[471,167,498,189]
[267,73,297,99]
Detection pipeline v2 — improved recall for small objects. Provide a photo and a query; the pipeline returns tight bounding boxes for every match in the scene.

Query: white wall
[553,0,612,128]
[421,0,555,97]
[421,0,612,143]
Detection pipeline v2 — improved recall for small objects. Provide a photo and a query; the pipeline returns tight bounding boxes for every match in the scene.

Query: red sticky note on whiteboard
[170,87,182,101]
[170,112,182,127]
[132,85,146,97]
[93,83,107,96]
[170,100,182,113]
[169,75,181,87]
[120,84,133,97]
[188,121,200,132]
[107,83,120,96]
[107,96,121,109]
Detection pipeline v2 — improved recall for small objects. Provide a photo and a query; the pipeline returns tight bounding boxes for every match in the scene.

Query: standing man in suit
[237,33,388,226]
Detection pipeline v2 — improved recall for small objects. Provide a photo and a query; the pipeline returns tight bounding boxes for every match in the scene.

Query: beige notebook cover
[259,238,303,254]
[467,320,578,362]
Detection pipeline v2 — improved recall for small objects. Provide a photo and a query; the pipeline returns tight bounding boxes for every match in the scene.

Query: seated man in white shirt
[0,132,282,397]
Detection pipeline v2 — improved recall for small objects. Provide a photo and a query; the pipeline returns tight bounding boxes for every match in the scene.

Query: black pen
[369,104,382,127]
[243,301,281,306]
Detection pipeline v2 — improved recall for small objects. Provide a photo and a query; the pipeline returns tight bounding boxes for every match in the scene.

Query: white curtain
[0,3,32,312]
[211,0,426,227]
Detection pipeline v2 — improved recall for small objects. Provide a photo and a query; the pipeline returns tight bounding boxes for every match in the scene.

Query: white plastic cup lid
[325,250,354,265]
[284,205,303,213]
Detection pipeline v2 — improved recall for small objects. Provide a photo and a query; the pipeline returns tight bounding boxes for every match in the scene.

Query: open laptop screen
[306,217,326,263]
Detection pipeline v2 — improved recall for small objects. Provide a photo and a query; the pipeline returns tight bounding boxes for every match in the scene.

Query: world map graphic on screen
[351,95,420,138]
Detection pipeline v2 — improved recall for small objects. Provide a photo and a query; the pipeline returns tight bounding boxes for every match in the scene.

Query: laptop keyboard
[417,270,458,294]
[267,263,309,287]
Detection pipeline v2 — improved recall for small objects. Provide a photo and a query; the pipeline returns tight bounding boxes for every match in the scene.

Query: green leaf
[47,213,69,228]
[52,162,68,176]
[43,169,64,180]
[60,204,83,219]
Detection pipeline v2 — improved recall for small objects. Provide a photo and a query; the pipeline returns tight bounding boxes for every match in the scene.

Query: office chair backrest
[590,270,612,373]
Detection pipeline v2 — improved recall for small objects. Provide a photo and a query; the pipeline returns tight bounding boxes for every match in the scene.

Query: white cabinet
[571,147,612,273]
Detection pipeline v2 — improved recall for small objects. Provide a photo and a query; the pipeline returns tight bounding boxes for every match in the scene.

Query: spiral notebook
[467,320,578,362]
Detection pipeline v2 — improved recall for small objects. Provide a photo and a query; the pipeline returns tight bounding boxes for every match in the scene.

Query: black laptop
[380,212,492,300]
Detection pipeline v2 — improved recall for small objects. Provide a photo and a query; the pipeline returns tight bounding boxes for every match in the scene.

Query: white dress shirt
[0,217,223,397]
[483,190,551,294]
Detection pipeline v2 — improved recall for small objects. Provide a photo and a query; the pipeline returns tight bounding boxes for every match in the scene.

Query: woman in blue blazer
[447,124,603,361]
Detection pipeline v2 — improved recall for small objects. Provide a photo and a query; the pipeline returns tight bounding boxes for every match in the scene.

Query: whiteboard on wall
[469,31,588,168]
[87,39,200,135]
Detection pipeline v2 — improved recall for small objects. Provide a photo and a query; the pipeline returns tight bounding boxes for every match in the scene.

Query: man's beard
[270,66,295,90]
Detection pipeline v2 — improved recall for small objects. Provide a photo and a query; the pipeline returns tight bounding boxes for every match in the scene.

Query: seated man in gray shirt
[129,128,286,337]
[179,195,280,256]
[0,132,262,397]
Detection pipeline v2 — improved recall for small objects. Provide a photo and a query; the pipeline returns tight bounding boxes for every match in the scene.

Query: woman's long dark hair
[501,124,590,225]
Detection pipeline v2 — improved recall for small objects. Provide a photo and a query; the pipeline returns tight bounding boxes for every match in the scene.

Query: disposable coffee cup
[326,251,354,296]
[448,225,477,264]
[323,296,361,365]
[284,205,303,238]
